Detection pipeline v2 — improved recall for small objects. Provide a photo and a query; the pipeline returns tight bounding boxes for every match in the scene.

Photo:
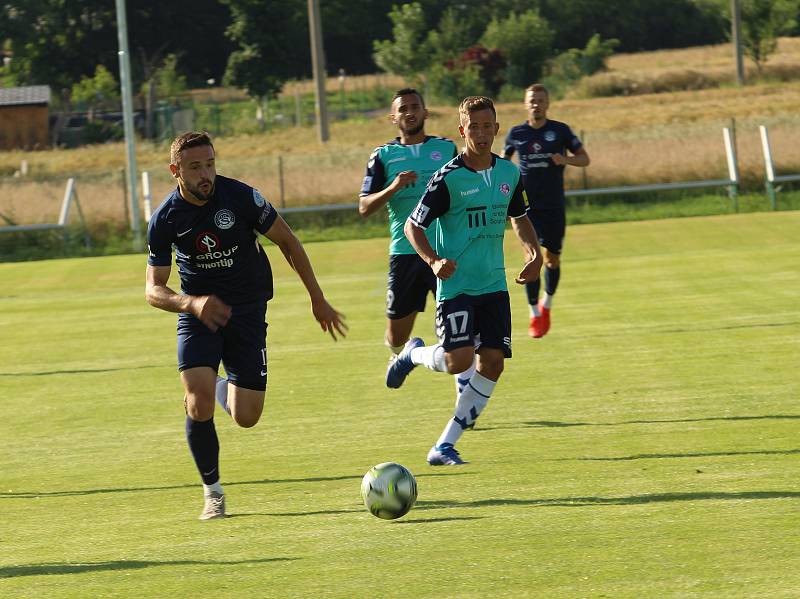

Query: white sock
[455,358,477,398]
[385,340,404,355]
[203,481,224,497]
[437,372,496,447]
[410,344,448,373]
[529,303,541,317]
[215,376,231,415]
[541,293,553,309]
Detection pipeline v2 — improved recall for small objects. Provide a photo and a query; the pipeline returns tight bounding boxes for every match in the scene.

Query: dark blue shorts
[527,207,566,254]
[435,291,512,358]
[386,253,436,320]
[177,301,268,391]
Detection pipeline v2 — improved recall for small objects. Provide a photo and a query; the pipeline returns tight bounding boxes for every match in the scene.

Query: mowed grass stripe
[1,211,799,598]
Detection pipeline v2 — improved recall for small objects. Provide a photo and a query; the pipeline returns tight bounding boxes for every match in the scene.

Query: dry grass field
[1,41,799,226]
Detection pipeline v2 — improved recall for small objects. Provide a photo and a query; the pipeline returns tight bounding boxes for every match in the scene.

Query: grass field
[2,211,799,597]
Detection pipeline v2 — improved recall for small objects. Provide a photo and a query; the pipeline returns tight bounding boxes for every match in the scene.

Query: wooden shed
[0,85,51,150]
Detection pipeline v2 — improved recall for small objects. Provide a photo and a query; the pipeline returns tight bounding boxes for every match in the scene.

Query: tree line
[0,1,796,110]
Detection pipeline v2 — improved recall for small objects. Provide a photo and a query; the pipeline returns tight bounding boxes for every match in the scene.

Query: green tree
[738,0,799,73]
[372,2,431,84]
[222,0,308,99]
[544,34,620,96]
[480,10,554,88]
[71,64,119,117]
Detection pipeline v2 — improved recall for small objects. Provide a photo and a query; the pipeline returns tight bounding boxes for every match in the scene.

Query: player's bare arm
[145,264,232,331]
[551,146,590,167]
[263,214,347,340]
[510,215,544,285]
[358,170,419,218]
[404,219,457,280]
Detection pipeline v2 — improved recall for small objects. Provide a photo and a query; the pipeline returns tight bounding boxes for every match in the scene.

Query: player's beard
[188,179,215,202]
[401,120,425,137]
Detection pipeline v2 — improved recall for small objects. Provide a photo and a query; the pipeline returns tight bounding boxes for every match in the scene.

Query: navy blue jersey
[147,175,279,305]
[503,120,582,209]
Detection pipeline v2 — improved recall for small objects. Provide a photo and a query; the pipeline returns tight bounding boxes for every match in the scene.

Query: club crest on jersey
[196,232,220,253]
[214,209,235,230]
[544,130,556,142]
[430,150,442,161]
[253,189,266,207]
[499,183,511,195]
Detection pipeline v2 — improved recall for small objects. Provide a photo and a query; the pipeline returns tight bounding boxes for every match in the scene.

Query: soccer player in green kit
[387,96,543,465]
[359,89,474,394]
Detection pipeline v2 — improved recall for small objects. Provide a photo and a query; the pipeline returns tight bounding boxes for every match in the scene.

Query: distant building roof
[0,85,51,107]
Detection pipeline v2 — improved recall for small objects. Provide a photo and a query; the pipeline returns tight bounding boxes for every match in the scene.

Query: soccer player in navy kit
[146,132,346,520]
[387,96,543,465]
[358,89,471,394]
[504,84,590,338]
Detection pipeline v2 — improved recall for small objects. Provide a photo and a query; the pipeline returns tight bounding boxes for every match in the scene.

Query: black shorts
[177,301,268,391]
[386,253,437,320]
[435,291,512,358]
[527,206,566,254]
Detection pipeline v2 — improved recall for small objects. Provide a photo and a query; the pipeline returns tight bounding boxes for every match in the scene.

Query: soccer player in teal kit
[387,96,543,465]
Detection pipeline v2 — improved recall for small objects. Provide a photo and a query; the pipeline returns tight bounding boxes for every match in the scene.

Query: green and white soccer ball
[360,462,418,520]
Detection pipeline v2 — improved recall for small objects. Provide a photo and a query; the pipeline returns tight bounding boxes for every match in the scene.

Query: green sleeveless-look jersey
[409,154,528,301]
[360,136,457,255]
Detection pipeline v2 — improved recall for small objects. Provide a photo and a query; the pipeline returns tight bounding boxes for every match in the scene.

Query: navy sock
[185,416,220,485]
[525,278,541,306]
[544,266,561,296]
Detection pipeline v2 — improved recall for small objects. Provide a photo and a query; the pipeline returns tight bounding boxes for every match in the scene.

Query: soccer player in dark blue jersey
[146,131,346,520]
[504,84,590,338]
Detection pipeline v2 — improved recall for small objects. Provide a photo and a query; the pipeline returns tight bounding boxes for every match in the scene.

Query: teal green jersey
[360,136,457,255]
[408,154,528,301]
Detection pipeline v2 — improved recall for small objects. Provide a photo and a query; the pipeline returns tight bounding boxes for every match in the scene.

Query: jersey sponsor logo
[499,183,511,196]
[460,187,480,196]
[466,206,487,228]
[195,244,240,269]
[411,203,430,224]
[253,189,266,207]
[544,130,556,142]
[196,232,220,253]
[214,209,235,230]
[430,150,442,161]
[532,142,542,152]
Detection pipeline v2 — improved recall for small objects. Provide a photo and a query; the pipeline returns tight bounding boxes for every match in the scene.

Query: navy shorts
[386,253,436,320]
[177,301,268,391]
[435,291,512,358]
[527,207,566,254]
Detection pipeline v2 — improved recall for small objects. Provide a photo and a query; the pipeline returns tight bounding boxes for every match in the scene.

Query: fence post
[120,168,130,225]
[278,155,286,208]
[141,171,153,222]
[722,127,739,212]
[759,125,777,210]
[580,130,588,190]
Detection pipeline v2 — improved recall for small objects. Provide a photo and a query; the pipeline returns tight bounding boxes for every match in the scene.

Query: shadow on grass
[394,516,484,524]
[476,414,800,432]
[0,365,164,377]
[0,471,474,500]
[414,490,800,511]
[0,557,297,579]
[570,448,800,461]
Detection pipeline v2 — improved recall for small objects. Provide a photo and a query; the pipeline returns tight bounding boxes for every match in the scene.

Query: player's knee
[184,393,214,421]
[444,351,474,375]
[544,252,560,269]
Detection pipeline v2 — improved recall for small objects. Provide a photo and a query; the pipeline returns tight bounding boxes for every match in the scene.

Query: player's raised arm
[262,214,347,340]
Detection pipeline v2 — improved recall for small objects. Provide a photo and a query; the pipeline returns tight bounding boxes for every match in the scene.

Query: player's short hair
[458,96,496,123]
[525,83,549,97]
[170,131,214,166]
[392,87,425,108]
